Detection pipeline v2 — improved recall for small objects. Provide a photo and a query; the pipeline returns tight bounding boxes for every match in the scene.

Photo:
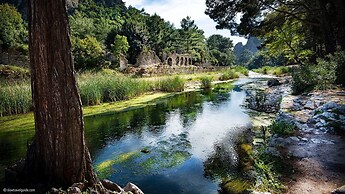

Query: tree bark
[25,0,98,187]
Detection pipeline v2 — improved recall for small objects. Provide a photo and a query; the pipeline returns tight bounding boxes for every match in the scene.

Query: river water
[85,79,255,193]
[0,78,259,192]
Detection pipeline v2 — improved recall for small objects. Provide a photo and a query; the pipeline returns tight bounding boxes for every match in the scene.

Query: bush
[233,66,249,76]
[219,69,239,81]
[269,121,297,137]
[72,35,105,70]
[292,51,341,94]
[200,76,212,89]
[254,66,290,76]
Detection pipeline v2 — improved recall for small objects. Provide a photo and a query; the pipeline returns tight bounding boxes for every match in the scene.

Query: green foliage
[111,35,129,63]
[251,147,285,193]
[265,20,312,66]
[72,36,105,70]
[219,69,239,81]
[292,51,343,93]
[200,76,212,89]
[313,57,337,90]
[254,66,290,76]
[0,3,26,49]
[156,76,185,92]
[0,82,31,116]
[233,66,249,76]
[292,65,315,94]
[269,121,296,137]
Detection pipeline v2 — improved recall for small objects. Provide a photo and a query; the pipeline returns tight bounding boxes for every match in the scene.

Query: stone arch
[189,58,192,65]
[180,57,184,66]
[176,57,180,65]
[167,58,173,66]
[185,57,188,65]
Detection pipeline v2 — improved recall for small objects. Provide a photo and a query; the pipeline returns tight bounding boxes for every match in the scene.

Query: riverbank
[247,74,345,193]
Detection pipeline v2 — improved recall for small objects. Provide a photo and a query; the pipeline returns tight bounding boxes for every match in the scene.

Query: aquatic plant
[219,69,239,81]
[200,76,212,89]
[155,76,185,92]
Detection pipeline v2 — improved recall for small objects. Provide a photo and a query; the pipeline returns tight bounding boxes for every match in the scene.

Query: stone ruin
[164,53,193,66]
[134,51,193,67]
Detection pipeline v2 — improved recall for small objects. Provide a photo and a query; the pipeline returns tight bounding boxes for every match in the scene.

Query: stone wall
[0,51,29,67]
[123,65,225,77]
[164,53,192,66]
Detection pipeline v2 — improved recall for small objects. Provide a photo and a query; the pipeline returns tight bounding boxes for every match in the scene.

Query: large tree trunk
[24,0,98,187]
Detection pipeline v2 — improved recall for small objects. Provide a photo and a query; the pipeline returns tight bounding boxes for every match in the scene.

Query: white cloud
[123,0,247,45]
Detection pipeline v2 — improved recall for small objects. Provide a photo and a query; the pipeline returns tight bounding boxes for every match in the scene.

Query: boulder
[123,182,144,194]
[304,100,315,110]
[321,102,338,111]
[101,179,124,192]
[67,186,81,194]
[267,79,280,87]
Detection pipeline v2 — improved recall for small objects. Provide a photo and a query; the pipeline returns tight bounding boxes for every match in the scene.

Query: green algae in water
[95,151,141,180]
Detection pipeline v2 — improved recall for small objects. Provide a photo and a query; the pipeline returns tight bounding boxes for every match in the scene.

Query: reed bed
[0,72,186,116]
[0,82,32,116]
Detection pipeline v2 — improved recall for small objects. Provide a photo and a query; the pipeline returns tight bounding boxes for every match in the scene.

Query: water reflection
[86,83,252,193]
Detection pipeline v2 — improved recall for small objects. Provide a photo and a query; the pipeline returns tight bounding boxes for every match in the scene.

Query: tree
[207,34,235,66]
[72,35,105,70]
[24,0,98,187]
[111,34,129,66]
[0,3,26,49]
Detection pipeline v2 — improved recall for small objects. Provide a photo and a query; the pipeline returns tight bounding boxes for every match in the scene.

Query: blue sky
[122,0,247,45]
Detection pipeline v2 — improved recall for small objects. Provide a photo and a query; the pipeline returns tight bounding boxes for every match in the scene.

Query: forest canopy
[0,1,237,70]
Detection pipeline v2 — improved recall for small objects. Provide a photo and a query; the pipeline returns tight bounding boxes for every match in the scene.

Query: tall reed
[0,82,32,116]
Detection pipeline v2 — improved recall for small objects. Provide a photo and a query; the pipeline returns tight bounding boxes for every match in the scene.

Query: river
[0,77,262,192]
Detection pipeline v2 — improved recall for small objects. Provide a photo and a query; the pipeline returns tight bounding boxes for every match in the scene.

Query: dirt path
[280,90,345,194]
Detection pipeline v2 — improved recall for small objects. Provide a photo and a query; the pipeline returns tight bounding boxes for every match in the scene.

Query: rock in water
[267,79,280,87]
[124,182,144,194]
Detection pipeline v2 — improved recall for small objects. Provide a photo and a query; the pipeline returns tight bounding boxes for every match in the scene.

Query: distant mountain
[234,36,261,57]
[234,36,262,65]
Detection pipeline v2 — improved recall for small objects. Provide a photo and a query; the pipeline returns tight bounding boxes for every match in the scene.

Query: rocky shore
[247,74,345,193]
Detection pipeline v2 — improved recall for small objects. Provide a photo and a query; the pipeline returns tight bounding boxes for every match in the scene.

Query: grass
[0,82,32,116]
[269,121,297,137]
[154,76,185,92]
[253,66,291,76]
[233,65,249,76]
[0,69,187,116]
[219,69,240,81]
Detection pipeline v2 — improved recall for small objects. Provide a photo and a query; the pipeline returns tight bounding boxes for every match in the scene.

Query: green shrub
[313,58,336,90]
[233,66,249,76]
[219,69,239,81]
[0,82,31,116]
[254,66,290,76]
[200,76,212,89]
[269,121,296,137]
